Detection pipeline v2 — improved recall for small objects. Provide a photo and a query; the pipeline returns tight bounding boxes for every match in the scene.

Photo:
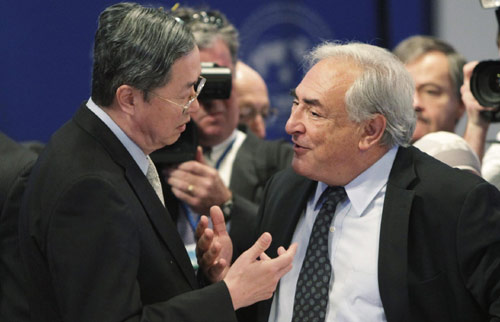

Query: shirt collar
[86,98,149,175]
[209,129,238,160]
[314,145,398,217]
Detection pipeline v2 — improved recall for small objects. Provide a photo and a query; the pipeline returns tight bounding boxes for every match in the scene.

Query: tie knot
[318,186,346,208]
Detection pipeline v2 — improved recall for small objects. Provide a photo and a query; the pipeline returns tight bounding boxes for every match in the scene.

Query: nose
[413,92,423,112]
[188,99,200,115]
[199,99,214,111]
[253,114,266,139]
[285,107,304,135]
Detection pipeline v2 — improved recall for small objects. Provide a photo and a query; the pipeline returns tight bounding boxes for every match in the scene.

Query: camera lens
[470,60,500,107]
[488,69,500,93]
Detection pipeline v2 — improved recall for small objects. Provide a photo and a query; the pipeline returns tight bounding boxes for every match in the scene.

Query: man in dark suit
[18,3,296,322]
[0,131,37,321]
[200,41,500,321]
[162,7,293,261]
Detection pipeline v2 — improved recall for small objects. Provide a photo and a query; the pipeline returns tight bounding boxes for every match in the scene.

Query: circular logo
[238,3,334,139]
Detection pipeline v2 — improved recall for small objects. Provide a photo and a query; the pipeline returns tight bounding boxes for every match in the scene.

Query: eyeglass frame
[239,105,278,122]
[148,76,206,115]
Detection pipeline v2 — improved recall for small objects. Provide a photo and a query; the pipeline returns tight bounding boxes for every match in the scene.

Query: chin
[164,134,181,147]
[291,158,310,177]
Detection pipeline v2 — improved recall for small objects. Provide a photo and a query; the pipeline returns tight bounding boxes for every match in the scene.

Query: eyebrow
[289,88,322,107]
[187,78,199,89]
[417,82,442,89]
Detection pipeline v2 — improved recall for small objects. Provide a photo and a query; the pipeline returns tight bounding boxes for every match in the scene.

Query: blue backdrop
[1,0,430,142]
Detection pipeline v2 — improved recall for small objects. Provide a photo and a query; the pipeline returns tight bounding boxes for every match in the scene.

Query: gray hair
[393,35,466,100]
[91,2,195,107]
[173,7,239,66]
[306,41,416,147]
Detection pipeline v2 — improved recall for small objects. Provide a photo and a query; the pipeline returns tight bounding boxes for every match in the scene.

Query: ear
[115,85,140,116]
[358,114,386,151]
[456,100,466,124]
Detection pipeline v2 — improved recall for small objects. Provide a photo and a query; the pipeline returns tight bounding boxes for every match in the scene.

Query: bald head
[234,61,270,138]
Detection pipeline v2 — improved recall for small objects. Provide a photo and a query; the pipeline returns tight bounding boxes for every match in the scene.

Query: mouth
[292,139,309,153]
[416,116,430,125]
[177,120,190,131]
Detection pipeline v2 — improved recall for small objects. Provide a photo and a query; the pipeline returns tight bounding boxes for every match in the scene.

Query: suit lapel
[264,170,316,255]
[124,166,198,288]
[378,146,417,322]
[73,105,198,288]
[257,171,315,321]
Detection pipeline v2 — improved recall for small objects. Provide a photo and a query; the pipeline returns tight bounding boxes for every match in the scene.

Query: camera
[470,60,500,122]
[198,62,232,100]
[150,62,232,165]
[468,1,500,122]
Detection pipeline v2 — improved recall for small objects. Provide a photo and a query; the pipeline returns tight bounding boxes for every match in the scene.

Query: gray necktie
[146,156,165,206]
[291,186,347,322]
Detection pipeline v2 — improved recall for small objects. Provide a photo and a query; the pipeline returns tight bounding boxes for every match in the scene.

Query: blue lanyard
[180,202,199,232]
[214,138,236,170]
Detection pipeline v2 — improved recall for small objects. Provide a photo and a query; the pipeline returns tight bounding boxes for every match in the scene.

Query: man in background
[165,7,293,259]
[234,60,273,139]
[0,131,37,321]
[393,35,466,143]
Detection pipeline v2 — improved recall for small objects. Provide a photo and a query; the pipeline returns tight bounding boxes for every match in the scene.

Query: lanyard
[180,202,199,232]
[214,138,236,170]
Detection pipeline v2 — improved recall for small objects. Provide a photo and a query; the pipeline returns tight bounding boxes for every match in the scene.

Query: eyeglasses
[149,76,206,115]
[239,105,278,122]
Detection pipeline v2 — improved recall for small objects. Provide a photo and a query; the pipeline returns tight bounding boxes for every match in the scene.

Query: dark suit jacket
[237,146,500,322]
[164,130,293,256]
[0,132,38,321]
[18,104,237,322]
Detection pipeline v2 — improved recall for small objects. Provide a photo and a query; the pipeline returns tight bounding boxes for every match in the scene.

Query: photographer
[461,4,500,189]
[162,6,293,263]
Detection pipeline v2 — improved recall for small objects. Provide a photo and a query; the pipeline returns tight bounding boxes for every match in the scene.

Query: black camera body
[470,60,500,122]
[198,62,232,100]
[150,62,232,165]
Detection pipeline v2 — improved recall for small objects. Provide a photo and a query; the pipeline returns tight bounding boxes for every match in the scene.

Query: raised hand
[461,61,496,160]
[224,233,298,310]
[196,206,232,283]
[164,146,232,215]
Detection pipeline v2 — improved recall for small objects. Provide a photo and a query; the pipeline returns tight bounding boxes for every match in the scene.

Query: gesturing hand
[196,206,233,283]
[224,233,298,310]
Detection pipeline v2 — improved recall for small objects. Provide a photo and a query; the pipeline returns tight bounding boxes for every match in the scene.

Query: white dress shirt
[269,146,398,322]
[203,129,246,185]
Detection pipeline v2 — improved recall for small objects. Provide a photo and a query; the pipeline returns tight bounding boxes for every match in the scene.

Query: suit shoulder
[0,133,38,200]
[404,146,487,194]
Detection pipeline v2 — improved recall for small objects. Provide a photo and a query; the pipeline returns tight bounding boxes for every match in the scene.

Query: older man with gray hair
[199,41,500,322]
